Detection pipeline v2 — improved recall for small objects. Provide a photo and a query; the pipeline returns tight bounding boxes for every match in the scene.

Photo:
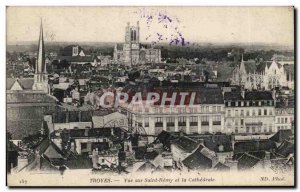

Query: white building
[224,90,276,134]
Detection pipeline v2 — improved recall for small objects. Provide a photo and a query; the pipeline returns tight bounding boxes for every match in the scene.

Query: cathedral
[113,22,161,66]
[231,55,294,90]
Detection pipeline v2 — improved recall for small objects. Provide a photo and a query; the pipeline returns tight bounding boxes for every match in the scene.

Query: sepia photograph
[5,6,295,187]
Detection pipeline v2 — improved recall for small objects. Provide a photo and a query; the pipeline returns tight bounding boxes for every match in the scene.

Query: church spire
[240,53,246,74]
[36,18,46,74]
[32,18,49,93]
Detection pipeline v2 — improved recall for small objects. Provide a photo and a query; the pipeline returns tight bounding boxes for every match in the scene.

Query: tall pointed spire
[240,53,246,74]
[36,18,46,74]
[32,18,49,93]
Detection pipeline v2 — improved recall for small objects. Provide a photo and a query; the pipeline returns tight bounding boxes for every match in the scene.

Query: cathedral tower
[32,19,49,93]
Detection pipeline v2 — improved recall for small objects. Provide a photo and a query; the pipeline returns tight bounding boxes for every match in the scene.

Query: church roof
[6,78,35,90]
[59,45,85,56]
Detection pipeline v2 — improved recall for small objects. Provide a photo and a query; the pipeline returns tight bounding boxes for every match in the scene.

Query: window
[246,101,250,106]
[235,110,238,116]
[241,101,244,107]
[154,108,159,113]
[213,116,221,125]
[246,110,249,116]
[167,117,175,127]
[190,116,198,126]
[235,119,239,126]
[144,117,149,127]
[178,116,186,126]
[81,143,87,150]
[228,102,231,107]
[241,110,244,116]
[269,110,273,116]
[155,117,163,127]
[235,101,238,107]
[259,101,262,106]
[264,109,267,116]
[269,126,272,132]
[201,116,209,126]
[285,118,288,123]
[206,106,209,112]
[227,110,231,117]
[241,119,244,125]
[258,109,261,116]
[217,106,221,112]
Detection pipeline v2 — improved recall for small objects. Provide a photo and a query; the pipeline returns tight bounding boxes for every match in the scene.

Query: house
[224,90,276,134]
[170,136,200,161]
[182,145,216,170]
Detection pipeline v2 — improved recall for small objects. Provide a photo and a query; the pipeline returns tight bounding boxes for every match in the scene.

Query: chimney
[17,155,29,171]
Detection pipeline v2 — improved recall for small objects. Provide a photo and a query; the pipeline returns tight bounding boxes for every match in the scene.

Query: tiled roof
[203,134,233,153]
[136,161,157,172]
[270,130,293,143]
[214,162,230,171]
[18,78,34,89]
[122,83,224,105]
[154,131,181,151]
[276,140,294,157]
[234,140,276,154]
[237,153,261,170]
[7,78,34,90]
[172,136,200,153]
[182,145,212,170]
[66,155,93,169]
[224,91,273,101]
[6,78,15,90]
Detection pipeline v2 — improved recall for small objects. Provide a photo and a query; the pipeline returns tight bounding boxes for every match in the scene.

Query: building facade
[120,84,225,140]
[224,90,276,134]
[113,22,161,66]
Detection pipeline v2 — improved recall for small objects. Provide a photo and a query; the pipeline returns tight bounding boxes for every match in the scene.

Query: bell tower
[32,19,49,93]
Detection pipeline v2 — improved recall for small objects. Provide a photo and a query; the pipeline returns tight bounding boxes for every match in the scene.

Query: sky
[6,6,294,47]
